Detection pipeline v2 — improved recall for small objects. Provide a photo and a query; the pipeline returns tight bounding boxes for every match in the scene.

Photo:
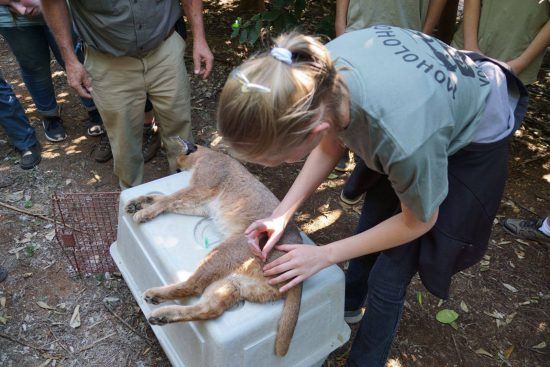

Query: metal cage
[52,192,120,275]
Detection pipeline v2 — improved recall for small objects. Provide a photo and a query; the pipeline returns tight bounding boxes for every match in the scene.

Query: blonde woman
[217,26,527,366]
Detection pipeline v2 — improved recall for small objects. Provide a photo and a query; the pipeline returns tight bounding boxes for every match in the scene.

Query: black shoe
[20,143,42,170]
[86,109,105,136]
[93,134,113,163]
[143,123,161,163]
[42,116,67,142]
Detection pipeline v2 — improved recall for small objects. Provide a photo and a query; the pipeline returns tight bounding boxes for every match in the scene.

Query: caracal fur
[124,142,302,356]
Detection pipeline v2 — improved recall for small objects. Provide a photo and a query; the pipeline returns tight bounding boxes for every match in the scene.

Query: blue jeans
[0,74,38,151]
[0,25,96,117]
[345,176,415,367]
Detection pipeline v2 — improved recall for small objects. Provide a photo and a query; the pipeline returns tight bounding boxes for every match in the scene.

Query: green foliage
[231,0,307,45]
[436,309,459,324]
[25,244,36,257]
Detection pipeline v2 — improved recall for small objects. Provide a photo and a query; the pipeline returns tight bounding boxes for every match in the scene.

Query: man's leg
[144,32,192,172]
[0,26,66,141]
[0,75,41,169]
[84,47,147,188]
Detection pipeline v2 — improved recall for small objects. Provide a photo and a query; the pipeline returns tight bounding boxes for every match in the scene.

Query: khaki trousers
[84,32,192,188]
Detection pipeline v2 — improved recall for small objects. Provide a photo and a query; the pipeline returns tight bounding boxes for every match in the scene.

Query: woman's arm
[507,20,550,75]
[462,0,482,52]
[422,0,448,35]
[247,131,345,260]
[264,203,439,292]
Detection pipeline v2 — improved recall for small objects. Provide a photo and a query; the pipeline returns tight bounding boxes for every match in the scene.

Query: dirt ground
[0,2,548,366]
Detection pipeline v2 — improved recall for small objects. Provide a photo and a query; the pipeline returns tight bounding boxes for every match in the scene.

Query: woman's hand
[263,244,331,293]
[245,214,289,262]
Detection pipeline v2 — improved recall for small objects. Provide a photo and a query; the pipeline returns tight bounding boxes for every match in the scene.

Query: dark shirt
[68,0,182,57]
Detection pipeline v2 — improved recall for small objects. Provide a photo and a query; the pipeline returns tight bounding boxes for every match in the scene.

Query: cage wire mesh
[52,192,120,275]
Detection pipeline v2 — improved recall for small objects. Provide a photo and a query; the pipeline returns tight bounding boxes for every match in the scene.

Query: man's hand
[66,61,93,98]
[192,38,213,79]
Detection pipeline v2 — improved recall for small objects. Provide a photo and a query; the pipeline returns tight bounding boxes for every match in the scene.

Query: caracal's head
[172,137,200,170]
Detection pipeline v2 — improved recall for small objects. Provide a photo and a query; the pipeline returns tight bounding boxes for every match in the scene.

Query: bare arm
[40,0,92,98]
[273,133,344,225]
[462,0,481,52]
[265,203,439,292]
[181,0,213,79]
[507,20,550,75]
[335,0,350,37]
[422,0,448,35]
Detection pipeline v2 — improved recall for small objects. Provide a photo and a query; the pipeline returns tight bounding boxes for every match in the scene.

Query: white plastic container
[111,172,350,367]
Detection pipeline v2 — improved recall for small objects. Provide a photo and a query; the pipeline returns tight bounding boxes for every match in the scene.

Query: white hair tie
[233,71,271,94]
[271,47,292,65]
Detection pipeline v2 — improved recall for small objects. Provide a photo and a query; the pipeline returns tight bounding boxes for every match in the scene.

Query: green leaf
[95,273,105,282]
[239,28,249,44]
[25,244,36,257]
[24,200,33,209]
[436,309,459,324]
[231,17,241,30]
[327,173,338,180]
[416,291,423,306]
[230,28,240,39]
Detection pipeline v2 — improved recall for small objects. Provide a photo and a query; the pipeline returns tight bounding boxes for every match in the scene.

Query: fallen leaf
[480,260,490,266]
[503,345,514,359]
[484,310,505,319]
[503,283,518,293]
[505,312,516,325]
[475,348,493,358]
[450,321,459,330]
[0,297,5,308]
[0,315,8,325]
[436,309,459,324]
[498,240,512,245]
[437,299,444,307]
[416,291,423,306]
[532,342,546,349]
[7,190,24,202]
[103,297,120,304]
[460,301,469,313]
[45,230,56,241]
[70,305,81,328]
[327,173,339,180]
[483,255,491,260]
[515,239,530,246]
[514,248,525,259]
[22,273,32,278]
[38,359,51,367]
[37,301,55,310]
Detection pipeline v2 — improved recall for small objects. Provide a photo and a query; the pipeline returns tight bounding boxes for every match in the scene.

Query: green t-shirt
[328,26,492,221]
[452,0,549,85]
[0,6,45,28]
[346,0,430,32]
